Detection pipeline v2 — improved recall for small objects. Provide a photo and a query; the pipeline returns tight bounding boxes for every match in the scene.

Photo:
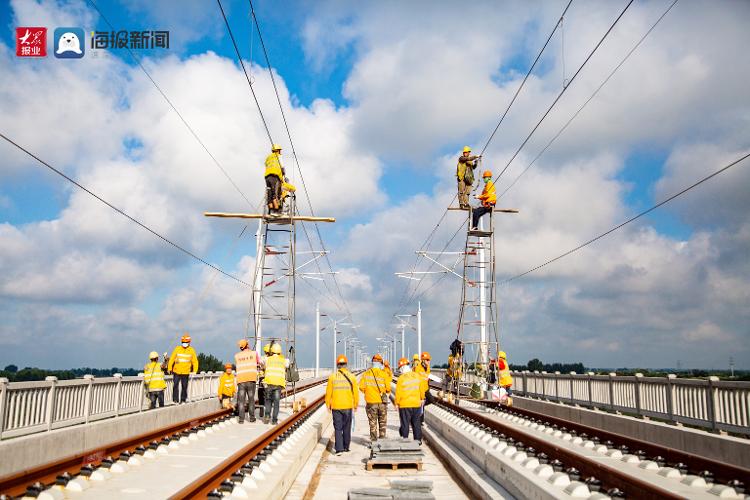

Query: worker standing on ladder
[456,146,481,209]
[359,354,390,445]
[235,339,259,423]
[326,354,359,456]
[264,143,285,216]
[471,170,496,230]
[168,334,198,404]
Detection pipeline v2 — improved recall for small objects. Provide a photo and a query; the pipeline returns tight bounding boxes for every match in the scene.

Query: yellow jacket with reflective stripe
[264,354,286,387]
[414,363,430,378]
[143,362,166,391]
[264,153,283,179]
[498,358,513,387]
[395,371,428,408]
[326,369,359,410]
[168,346,198,375]
[234,349,258,383]
[358,367,390,404]
[218,373,236,397]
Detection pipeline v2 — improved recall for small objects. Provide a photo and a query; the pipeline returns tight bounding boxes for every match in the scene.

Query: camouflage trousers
[365,403,387,441]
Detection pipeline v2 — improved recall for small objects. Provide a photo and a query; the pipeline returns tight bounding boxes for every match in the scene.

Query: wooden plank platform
[366,459,424,471]
[204,212,336,223]
[447,207,519,213]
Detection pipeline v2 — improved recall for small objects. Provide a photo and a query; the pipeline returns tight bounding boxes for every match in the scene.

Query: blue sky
[1,0,748,371]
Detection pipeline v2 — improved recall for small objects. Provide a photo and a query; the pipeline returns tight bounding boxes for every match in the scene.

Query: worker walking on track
[168,334,198,404]
[415,352,434,423]
[144,351,166,409]
[471,170,496,230]
[394,357,428,444]
[235,339,259,423]
[326,354,359,456]
[263,343,287,425]
[456,146,481,209]
[264,144,285,216]
[359,354,390,445]
[383,359,393,379]
[498,351,514,406]
[218,363,236,409]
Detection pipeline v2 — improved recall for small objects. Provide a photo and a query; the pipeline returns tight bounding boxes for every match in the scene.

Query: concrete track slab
[71,386,326,499]
[305,401,468,499]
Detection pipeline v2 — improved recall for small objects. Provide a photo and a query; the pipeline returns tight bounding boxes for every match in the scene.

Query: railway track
[427,380,747,498]
[0,376,329,499]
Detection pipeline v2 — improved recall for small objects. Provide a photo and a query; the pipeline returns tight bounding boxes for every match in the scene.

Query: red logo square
[16,27,47,57]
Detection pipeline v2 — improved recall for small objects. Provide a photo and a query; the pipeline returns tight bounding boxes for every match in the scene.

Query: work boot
[262,417,270,424]
[249,417,256,423]
[271,420,278,425]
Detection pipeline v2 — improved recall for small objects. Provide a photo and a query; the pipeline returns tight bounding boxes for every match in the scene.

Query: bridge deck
[301,400,468,499]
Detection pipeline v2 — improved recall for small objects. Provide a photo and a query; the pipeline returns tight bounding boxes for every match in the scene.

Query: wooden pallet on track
[366,458,423,471]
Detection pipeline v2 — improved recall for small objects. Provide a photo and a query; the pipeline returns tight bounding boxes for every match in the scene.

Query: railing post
[138,372,145,412]
[0,378,8,437]
[666,374,676,423]
[113,373,123,417]
[634,373,643,417]
[587,372,594,408]
[522,371,528,395]
[45,376,58,431]
[83,375,94,423]
[554,371,560,401]
[706,376,719,432]
[569,372,576,404]
[608,372,616,412]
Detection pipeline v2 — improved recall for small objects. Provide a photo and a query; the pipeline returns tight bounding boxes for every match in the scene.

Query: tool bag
[286,346,300,383]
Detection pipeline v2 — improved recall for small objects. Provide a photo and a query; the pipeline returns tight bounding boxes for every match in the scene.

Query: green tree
[527,358,544,372]
[198,353,224,373]
[4,364,18,373]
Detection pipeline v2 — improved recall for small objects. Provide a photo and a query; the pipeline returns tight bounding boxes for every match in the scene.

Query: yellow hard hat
[263,344,271,354]
[462,146,471,153]
[272,143,282,152]
[498,351,506,359]
[238,339,249,349]
[271,343,282,354]
[149,351,159,359]
[412,354,419,360]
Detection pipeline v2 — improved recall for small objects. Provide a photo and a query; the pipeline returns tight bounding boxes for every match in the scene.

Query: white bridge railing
[512,371,750,435]
[0,368,323,440]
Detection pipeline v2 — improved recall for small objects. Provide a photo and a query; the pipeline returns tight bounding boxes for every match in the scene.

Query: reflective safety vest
[498,358,513,387]
[326,369,359,410]
[358,367,390,404]
[395,371,427,408]
[264,153,283,179]
[234,350,258,383]
[218,373,236,397]
[169,346,198,375]
[264,354,286,387]
[414,363,430,380]
[478,180,497,207]
[143,362,166,391]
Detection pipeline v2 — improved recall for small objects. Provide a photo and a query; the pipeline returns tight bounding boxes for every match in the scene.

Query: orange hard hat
[421,352,431,361]
[238,339,249,349]
[181,334,191,343]
[336,354,348,365]
[398,357,409,368]
[224,363,233,370]
[372,353,383,363]
[483,170,492,178]
[384,360,390,367]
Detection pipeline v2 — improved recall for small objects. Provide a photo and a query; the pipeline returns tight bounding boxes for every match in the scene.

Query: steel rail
[170,393,326,499]
[478,400,750,487]
[439,400,682,499]
[0,376,329,498]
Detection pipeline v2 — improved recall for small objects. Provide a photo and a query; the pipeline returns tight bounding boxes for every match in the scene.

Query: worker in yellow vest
[359,353,390,444]
[326,354,359,455]
[415,352,434,422]
[394,357,428,444]
[383,359,393,380]
[144,351,167,409]
[168,334,198,404]
[456,146,481,209]
[498,351,514,406]
[234,339,260,423]
[264,144,285,215]
[218,363,236,409]
[263,343,287,425]
[471,170,497,230]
